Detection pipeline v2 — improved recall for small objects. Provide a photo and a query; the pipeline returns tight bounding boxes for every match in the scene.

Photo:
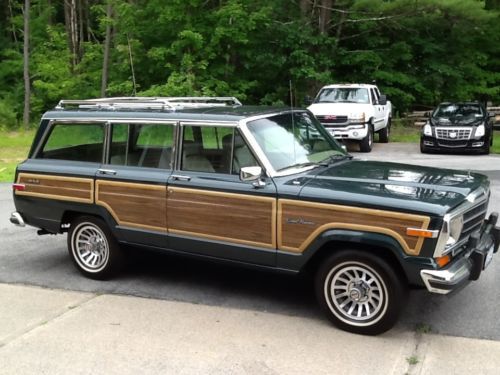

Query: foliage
[0,0,498,127]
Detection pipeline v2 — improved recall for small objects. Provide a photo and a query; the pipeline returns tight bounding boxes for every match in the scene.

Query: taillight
[13,183,26,191]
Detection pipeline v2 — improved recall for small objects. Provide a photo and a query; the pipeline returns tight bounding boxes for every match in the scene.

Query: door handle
[98,169,117,175]
[171,174,191,181]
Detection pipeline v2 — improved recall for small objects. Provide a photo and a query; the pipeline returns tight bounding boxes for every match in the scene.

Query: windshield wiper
[320,154,353,164]
[276,162,322,172]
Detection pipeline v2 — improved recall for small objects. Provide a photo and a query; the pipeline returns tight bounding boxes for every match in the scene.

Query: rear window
[38,123,104,162]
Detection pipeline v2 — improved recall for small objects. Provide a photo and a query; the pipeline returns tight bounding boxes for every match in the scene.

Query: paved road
[1,142,500,340]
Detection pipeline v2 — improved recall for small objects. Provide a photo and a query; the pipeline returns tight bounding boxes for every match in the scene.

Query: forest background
[0,0,499,129]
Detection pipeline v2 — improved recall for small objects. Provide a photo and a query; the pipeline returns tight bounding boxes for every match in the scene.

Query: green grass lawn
[0,130,34,182]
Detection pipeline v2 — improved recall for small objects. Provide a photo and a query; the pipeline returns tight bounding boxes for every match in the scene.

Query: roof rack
[55,96,242,111]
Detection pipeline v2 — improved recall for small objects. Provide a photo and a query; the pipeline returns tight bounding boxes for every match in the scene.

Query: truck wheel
[379,118,390,143]
[315,250,407,335]
[482,142,490,155]
[359,125,373,152]
[67,216,123,280]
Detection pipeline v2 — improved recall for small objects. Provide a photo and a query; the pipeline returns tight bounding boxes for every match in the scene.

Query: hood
[297,160,488,216]
[431,115,483,126]
[308,102,372,116]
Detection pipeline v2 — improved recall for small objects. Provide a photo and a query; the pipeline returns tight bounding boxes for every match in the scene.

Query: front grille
[435,127,472,140]
[460,199,488,241]
[437,140,468,148]
[316,115,348,124]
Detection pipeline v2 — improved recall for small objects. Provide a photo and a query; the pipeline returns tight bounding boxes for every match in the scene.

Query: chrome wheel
[71,222,109,273]
[324,261,388,326]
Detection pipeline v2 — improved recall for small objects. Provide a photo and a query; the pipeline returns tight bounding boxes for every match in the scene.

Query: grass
[0,129,34,182]
[406,356,419,366]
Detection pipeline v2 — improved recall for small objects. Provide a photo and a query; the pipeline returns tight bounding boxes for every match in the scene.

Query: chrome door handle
[98,169,117,175]
[171,174,191,181]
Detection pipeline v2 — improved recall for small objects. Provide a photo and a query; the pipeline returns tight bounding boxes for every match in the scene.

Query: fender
[277,228,434,286]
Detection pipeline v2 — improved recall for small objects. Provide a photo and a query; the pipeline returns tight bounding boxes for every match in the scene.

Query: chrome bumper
[421,212,500,295]
[10,212,25,227]
[324,124,368,140]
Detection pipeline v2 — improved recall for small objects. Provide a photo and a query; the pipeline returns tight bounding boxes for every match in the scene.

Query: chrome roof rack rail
[55,96,242,111]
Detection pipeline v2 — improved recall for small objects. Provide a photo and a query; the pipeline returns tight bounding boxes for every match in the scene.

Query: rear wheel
[379,118,390,143]
[68,216,123,280]
[359,125,373,152]
[315,250,407,335]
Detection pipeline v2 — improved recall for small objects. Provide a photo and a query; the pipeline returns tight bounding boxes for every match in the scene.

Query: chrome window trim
[434,186,489,258]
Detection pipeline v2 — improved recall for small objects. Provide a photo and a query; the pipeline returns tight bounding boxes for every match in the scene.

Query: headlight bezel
[423,124,433,136]
[474,123,485,138]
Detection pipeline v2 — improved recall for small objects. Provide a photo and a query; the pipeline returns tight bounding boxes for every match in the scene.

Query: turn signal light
[435,255,451,268]
[406,228,437,238]
[12,183,26,191]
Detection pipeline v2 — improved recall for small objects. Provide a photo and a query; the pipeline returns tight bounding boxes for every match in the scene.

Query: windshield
[315,88,370,104]
[432,104,484,125]
[246,111,347,173]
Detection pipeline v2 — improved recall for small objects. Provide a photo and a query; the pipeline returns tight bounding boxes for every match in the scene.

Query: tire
[379,118,390,143]
[315,250,407,335]
[482,142,490,155]
[359,124,373,152]
[420,139,428,153]
[67,216,123,280]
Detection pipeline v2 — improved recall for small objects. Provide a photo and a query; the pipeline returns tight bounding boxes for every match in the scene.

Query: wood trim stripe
[277,199,430,256]
[15,173,94,204]
[95,180,167,232]
[168,187,277,249]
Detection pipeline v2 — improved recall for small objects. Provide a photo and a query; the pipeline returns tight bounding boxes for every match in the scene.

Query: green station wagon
[10,97,500,335]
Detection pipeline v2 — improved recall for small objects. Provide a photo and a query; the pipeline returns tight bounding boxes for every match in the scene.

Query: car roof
[42,105,294,123]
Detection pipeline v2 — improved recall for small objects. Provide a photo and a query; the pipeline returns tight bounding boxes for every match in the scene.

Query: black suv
[420,102,494,154]
[10,97,500,335]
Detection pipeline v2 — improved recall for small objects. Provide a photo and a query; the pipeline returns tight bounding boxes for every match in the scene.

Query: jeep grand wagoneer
[10,97,500,335]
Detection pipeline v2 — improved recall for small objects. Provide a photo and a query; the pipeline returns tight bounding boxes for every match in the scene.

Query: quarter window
[38,123,104,162]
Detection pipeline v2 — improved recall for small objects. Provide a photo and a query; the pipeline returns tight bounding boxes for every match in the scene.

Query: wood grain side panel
[96,180,167,231]
[15,173,93,203]
[278,200,430,256]
[168,187,276,249]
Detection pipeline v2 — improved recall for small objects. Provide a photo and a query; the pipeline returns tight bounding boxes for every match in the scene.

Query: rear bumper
[420,212,500,294]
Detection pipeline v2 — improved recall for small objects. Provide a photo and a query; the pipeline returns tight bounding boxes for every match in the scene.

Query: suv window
[38,123,104,162]
[181,125,258,174]
[109,123,174,169]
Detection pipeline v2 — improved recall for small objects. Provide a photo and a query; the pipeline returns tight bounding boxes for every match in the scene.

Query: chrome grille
[316,115,348,124]
[435,127,472,140]
[459,199,488,242]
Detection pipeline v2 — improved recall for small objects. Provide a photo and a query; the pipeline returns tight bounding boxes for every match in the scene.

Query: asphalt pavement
[1,142,500,373]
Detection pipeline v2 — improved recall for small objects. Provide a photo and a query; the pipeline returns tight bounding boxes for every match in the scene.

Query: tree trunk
[319,0,332,34]
[64,0,80,69]
[23,0,30,128]
[101,1,113,97]
[300,0,311,17]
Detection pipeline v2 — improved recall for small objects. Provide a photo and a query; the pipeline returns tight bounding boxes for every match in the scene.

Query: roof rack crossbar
[55,96,242,111]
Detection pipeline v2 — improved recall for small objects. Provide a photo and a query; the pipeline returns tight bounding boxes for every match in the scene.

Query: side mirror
[240,166,266,188]
[378,94,387,106]
[304,96,313,106]
[425,112,431,118]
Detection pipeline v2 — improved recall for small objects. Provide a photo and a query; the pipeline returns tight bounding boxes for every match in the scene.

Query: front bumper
[420,212,500,294]
[421,135,488,151]
[323,123,368,141]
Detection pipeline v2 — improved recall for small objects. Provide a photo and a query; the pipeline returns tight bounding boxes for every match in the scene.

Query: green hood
[299,160,489,216]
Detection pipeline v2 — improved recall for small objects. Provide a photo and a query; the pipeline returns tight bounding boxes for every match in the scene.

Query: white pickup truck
[308,84,392,152]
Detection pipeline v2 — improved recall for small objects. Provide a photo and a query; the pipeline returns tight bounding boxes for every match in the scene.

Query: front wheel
[359,125,373,152]
[315,250,407,335]
[68,216,123,280]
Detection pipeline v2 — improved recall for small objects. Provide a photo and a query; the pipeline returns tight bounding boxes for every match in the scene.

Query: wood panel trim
[168,187,277,249]
[15,173,94,204]
[95,179,167,232]
[277,199,430,256]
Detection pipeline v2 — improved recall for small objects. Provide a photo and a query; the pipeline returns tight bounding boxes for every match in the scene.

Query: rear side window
[109,123,174,169]
[38,123,104,162]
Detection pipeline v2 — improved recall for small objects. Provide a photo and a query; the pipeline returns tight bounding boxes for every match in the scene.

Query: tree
[23,0,30,128]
